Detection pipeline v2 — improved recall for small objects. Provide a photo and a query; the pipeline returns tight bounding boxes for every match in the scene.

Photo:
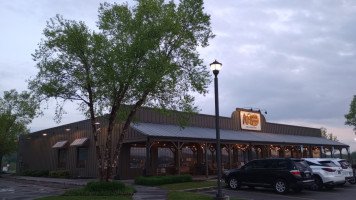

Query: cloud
[1,0,355,151]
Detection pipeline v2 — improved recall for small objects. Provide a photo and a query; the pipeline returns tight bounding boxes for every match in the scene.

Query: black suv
[222,158,314,193]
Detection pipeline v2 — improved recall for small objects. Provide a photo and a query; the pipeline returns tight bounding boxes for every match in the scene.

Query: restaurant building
[17,108,350,179]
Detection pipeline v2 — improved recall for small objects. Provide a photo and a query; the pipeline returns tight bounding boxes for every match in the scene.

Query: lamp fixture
[210,60,222,75]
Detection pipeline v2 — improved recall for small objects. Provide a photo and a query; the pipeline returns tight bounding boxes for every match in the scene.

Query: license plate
[338,171,342,174]
[305,173,310,177]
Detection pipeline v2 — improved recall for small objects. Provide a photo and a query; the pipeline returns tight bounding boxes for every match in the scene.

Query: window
[130,147,146,168]
[158,147,174,168]
[58,149,67,168]
[77,147,88,168]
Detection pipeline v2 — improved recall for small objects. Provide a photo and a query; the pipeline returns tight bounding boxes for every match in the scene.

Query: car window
[306,161,321,166]
[270,160,289,169]
[251,160,266,168]
[294,160,309,170]
[278,160,289,169]
[339,161,350,167]
[319,161,337,167]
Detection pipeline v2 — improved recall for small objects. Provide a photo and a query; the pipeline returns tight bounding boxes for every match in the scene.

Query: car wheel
[228,177,240,189]
[312,176,323,191]
[348,178,356,185]
[274,179,288,194]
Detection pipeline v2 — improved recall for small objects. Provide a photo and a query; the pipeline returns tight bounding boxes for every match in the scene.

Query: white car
[327,158,355,184]
[304,158,345,190]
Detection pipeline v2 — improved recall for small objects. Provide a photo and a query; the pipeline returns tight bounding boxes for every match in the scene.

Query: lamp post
[210,60,228,200]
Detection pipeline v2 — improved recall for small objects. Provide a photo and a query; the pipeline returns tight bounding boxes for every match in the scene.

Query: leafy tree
[345,95,356,134]
[0,90,40,173]
[29,0,213,182]
[321,127,338,141]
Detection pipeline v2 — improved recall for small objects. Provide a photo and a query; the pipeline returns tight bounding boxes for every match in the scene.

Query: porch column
[339,148,343,159]
[300,145,304,158]
[145,138,154,176]
[205,143,209,178]
[320,146,323,158]
[172,142,184,175]
[347,147,352,164]
[331,146,334,158]
[309,145,313,158]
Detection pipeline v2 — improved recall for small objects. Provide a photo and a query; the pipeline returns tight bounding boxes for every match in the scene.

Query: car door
[243,160,268,184]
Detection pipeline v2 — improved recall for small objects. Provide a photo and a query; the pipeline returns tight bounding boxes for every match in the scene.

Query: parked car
[303,158,345,190]
[327,158,355,184]
[222,158,314,194]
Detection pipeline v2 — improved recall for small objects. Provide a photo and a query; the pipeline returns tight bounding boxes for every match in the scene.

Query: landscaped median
[35,180,135,200]
[135,175,242,200]
[35,175,242,200]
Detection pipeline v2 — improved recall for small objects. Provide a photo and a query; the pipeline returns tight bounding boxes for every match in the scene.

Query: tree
[345,95,356,134]
[0,90,40,173]
[28,0,213,182]
[321,127,338,141]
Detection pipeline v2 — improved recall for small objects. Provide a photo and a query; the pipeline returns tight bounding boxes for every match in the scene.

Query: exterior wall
[134,107,322,137]
[18,107,325,179]
[18,117,147,178]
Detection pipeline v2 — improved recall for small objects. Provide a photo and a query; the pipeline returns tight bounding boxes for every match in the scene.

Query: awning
[131,123,349,147]
[70,137,89,146]
[52,140,68,148]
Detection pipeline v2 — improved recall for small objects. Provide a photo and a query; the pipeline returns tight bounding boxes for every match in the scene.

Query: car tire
[228,177,240,190]
[349,178,356,185]
[312,176,323,191]
[274,179,288,194]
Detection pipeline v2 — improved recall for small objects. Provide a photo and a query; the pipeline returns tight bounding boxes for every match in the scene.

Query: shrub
[49,170,70,178]
[134,174,192,186]
[21,169,49,177]
[84,181,126,192]
[63,181,135,196]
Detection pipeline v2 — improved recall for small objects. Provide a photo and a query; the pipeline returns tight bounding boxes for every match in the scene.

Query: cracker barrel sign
[240,111,262,131]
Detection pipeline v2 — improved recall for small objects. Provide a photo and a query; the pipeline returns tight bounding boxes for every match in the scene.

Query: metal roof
[131,123,348,147]
[52,140,68,148]
[70,137,89,146]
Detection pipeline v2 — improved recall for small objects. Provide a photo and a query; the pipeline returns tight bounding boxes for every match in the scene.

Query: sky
[1,0,356,151]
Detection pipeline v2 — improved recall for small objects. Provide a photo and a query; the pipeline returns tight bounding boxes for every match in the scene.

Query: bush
[63,181,135,196]
[85,181,126,192]
[49,170,70,178]
[134,174,192,186]
[21,169,49,177]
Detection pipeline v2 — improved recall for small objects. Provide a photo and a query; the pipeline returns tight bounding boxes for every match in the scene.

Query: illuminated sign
[240,111,261,131]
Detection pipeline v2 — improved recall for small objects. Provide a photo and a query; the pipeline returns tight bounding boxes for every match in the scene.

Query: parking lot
[201,184,356,200]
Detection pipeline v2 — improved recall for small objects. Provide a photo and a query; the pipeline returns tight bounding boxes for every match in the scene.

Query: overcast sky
[1,0,356,151]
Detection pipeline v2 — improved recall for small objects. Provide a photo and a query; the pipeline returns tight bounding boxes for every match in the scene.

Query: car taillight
[322,168,336,172]
[290,170,301,176]
[341,166,348,169]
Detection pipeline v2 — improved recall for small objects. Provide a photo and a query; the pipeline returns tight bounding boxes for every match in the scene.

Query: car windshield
[319,161,338,167]
[294,160,309,170]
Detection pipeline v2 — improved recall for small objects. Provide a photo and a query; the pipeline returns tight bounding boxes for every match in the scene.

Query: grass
[35,196,131,200]
[159,180,218,190]
[160,181,242,200]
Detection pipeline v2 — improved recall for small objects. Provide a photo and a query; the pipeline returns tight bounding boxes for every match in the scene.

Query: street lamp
[210,60,228,200]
